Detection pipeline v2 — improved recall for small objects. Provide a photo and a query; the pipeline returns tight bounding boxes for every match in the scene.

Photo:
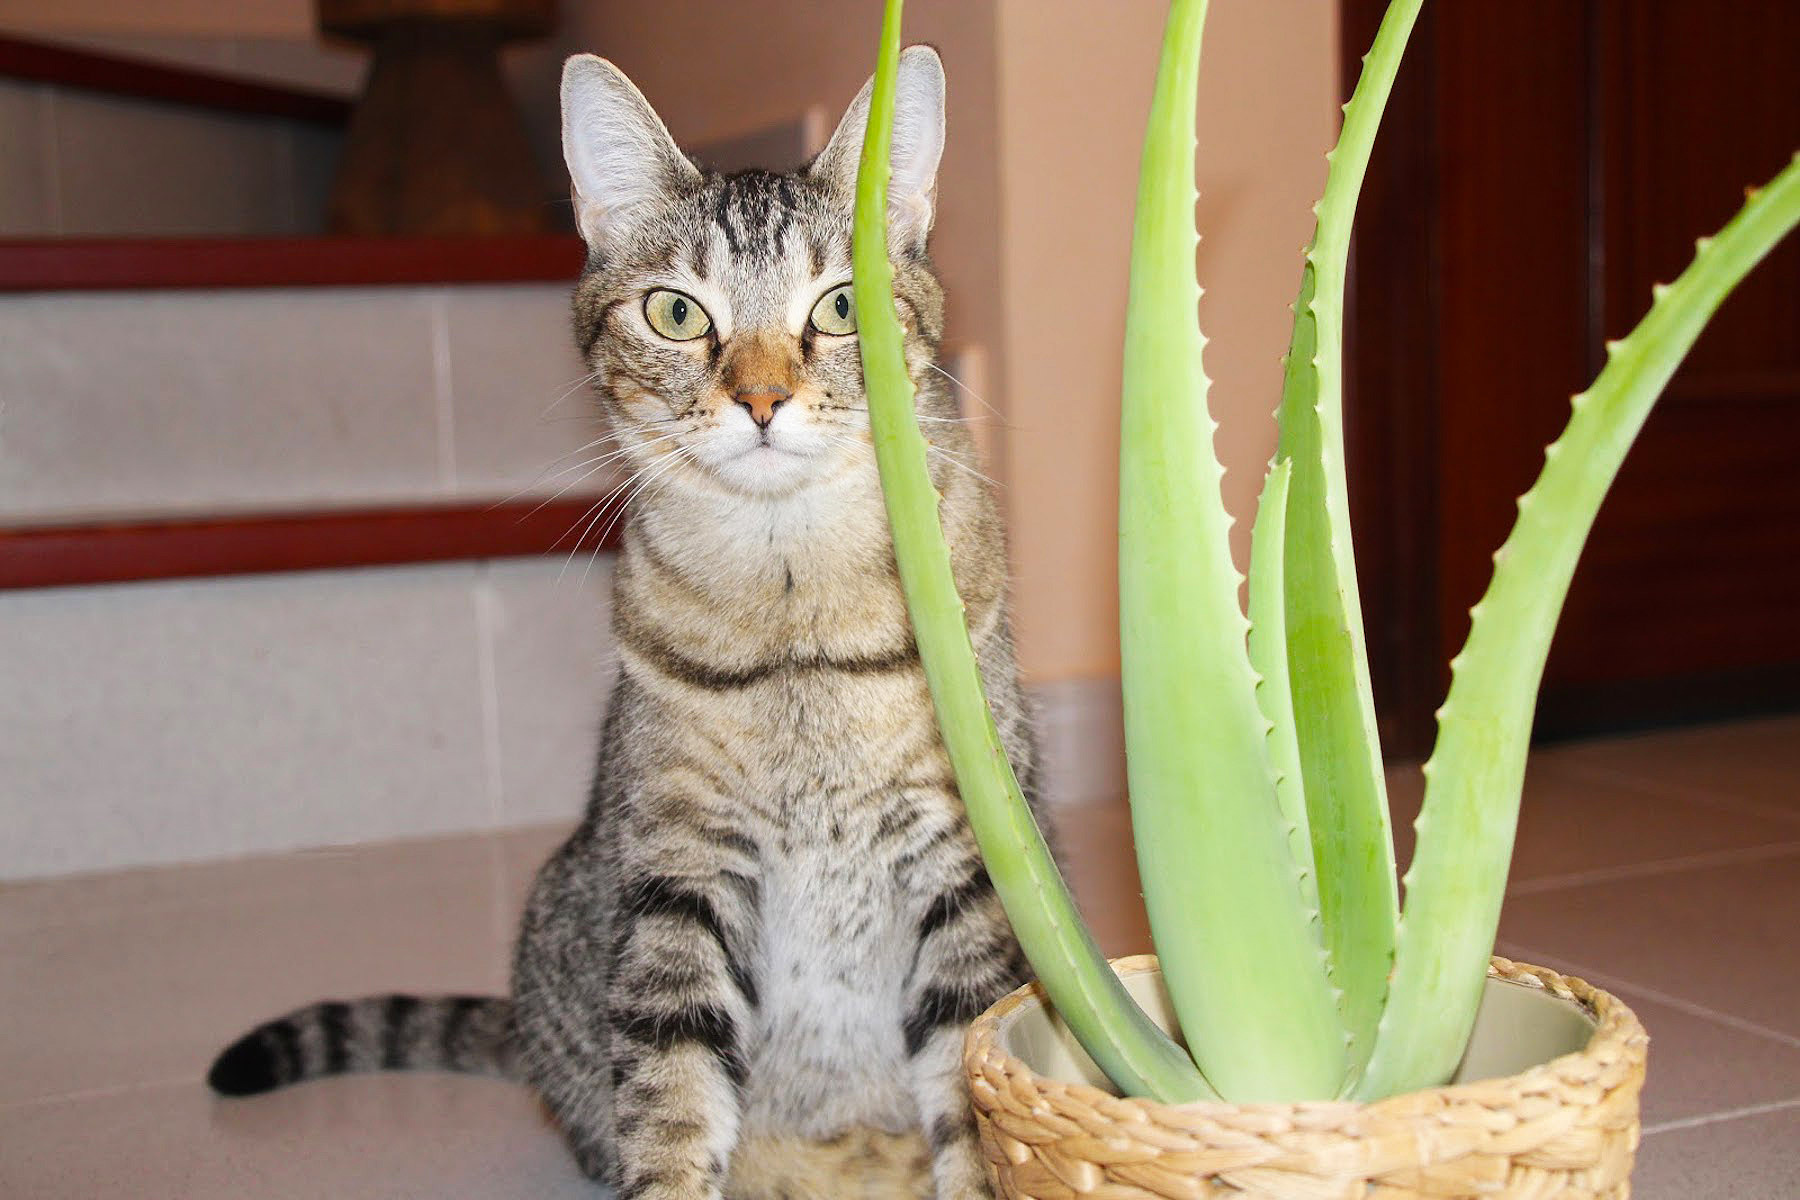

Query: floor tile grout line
[1641,1095,1800,1137]
[3,839,497,929]
[4,825,584,926]
[1506,840,1800,896]
[1543,758,1800,829]
[0,1075,193,1117]
[1495,941,1800,1049]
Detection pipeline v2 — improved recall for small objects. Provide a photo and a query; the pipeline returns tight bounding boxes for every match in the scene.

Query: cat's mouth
[690,418,851,498]
[735,433,820,478]
[737,410,827,459]
[748,426,813,455]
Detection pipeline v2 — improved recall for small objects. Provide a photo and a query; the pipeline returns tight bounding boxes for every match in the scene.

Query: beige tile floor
[3,715,1797,1197]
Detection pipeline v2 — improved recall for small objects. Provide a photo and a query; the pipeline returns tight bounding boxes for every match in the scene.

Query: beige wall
[996,0,1337,682]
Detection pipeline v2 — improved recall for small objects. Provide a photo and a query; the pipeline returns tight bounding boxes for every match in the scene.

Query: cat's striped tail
[207,995,517,1096]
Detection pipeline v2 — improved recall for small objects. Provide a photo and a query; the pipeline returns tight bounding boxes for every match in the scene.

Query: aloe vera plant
[858,0,1800,1104]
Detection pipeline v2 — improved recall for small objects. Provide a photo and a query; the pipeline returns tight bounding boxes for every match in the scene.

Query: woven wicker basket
[964,955,1647,1199]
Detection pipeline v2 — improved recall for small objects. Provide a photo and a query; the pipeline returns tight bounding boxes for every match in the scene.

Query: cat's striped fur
[208,47,1038,1200]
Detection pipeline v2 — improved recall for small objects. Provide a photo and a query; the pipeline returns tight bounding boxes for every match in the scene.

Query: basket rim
[964,953,1648,1116]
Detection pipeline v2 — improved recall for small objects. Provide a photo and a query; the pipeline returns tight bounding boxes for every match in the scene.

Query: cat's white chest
[740,835,919,1137]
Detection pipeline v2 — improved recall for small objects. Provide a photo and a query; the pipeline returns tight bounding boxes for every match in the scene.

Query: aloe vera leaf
[1356,155,1800,1103]
[1121,0,1345,1102]
[1246,457,1320,917]
[1270,0,1421,1085]
[855,0,1214,1104]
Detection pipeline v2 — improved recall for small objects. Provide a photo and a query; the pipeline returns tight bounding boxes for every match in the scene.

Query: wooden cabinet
[1343,0,1800,750]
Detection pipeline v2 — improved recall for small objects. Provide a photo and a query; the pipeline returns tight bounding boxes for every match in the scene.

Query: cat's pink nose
[735,386,791,429]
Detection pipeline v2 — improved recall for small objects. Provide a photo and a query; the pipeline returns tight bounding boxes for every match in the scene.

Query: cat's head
[561,48,948,500]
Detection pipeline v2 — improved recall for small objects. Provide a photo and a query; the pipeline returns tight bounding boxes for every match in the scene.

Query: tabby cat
[208,46,1042,1200]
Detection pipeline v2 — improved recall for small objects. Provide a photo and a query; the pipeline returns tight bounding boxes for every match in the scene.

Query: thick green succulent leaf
[1121,0,1343,1102]
[856,0,1213,1104]
[1247,458,1319,917]
[1270,0,1421,1085]
[1358,154,1800,1102]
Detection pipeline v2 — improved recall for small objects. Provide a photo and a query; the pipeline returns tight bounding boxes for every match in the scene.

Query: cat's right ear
[809,45,946,255]
[560,55,699,252]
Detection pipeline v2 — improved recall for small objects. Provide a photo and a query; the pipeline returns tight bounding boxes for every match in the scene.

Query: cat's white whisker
[572,446,694,582]
[552,460,657,578]
[927,362,1009,425]
[554,506,611,582]
[583,449,691,584]
[553,431,686,479]
[537,369,605,422]
[928,444,1003,490]
[512,461,618,520]
[493,432,620,506]
[500,430,690,513]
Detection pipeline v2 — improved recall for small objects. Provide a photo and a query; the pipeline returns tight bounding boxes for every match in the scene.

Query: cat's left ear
[810,44,946,254]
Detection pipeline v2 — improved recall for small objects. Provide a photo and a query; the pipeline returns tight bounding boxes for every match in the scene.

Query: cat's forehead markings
[707,170,807,264]
[769,176,799,257]
[685,237,711,283]
[711,187,743,257]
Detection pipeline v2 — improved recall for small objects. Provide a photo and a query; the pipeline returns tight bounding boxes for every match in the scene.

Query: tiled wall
[0,557,615,878]
[0,77,341,237]
[0,283,602,522]
[0,279,624,879]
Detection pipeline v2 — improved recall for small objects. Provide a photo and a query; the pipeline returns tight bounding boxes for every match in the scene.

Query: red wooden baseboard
[0,498,624,591]
[0,235,587,292]
[0,33,352,125]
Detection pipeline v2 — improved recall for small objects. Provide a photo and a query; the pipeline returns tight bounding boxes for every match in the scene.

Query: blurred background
[3,0,1794,876]
[0,0,1354,878]
[0,1,1796,1192]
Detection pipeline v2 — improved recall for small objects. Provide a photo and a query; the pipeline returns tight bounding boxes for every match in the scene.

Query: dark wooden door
[1343,0,1800,754]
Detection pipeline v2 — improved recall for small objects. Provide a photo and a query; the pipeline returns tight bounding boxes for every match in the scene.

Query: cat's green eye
[643,289,712,341]
[809,284,857,336]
